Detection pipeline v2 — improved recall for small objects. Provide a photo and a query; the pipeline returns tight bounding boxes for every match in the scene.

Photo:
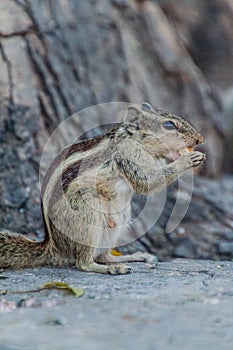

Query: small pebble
[43,317,68,326]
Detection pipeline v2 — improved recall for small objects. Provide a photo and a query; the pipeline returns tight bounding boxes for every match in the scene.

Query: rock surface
[1,259,233,349]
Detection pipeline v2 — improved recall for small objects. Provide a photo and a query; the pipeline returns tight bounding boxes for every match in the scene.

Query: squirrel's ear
[141,102,154,112]
[124,105,141,126]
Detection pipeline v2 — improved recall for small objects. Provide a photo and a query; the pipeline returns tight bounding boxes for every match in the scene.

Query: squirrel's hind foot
[76,261,132,275]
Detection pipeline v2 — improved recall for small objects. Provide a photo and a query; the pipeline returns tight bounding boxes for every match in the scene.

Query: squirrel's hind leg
[75,246,132,275]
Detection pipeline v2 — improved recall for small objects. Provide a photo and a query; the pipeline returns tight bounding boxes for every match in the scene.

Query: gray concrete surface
[1,259,233,350]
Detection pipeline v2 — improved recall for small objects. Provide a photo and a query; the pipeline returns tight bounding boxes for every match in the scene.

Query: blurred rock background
[0,0,232,260]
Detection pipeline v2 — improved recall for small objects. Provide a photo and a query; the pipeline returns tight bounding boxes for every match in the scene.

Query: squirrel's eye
[163,121,177,130]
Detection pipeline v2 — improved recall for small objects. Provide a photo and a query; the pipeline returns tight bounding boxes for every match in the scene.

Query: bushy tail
[0,230,49,269]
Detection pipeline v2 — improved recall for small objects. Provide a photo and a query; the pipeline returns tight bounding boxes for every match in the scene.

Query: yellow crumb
[111,249,122,256]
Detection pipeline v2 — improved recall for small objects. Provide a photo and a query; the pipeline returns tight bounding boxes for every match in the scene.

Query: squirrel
[0,102,205,274]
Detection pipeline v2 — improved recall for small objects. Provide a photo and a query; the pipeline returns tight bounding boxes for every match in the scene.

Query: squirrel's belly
[95,202,131,251]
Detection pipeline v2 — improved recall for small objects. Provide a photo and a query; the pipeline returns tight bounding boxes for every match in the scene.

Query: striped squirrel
[0,103,205,274]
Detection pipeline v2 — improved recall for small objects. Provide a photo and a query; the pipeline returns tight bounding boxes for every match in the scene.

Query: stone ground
[1,259,233,350]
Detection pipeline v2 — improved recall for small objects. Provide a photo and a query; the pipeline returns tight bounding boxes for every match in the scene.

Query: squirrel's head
[124,102,204,161]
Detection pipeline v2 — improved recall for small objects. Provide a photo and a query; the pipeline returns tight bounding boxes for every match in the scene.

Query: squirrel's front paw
[182,151,206,168]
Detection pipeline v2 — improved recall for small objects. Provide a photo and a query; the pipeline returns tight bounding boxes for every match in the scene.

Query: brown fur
[0,103,205,274]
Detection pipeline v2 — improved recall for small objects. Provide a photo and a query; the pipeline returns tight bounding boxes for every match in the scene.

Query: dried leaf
[0,281,84,298]
[40,281,84,298]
